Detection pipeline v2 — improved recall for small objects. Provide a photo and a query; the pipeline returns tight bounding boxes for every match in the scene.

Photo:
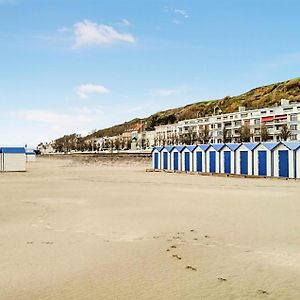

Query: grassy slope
[83,77,300,140]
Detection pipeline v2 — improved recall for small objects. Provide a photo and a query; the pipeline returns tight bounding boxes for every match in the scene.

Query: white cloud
[121,19,131,26]
[75,84,110,99]
[73,20,135,48]
[58,26,70,33]
[172,19,180,25]
[174,9,189,18]
[155,88,177,96]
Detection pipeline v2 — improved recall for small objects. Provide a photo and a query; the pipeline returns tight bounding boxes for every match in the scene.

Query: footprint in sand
[42,241,53,245]
[26,241,34,244]
[257,289,270,295]
[217,277,227,282]
[172,254,182,260]
[186,265,197,271]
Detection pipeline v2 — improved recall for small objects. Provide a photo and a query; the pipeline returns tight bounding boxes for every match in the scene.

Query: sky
[1,0,300,147]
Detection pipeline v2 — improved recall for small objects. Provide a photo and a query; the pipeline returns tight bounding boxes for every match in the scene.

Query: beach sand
[0,156,300,299]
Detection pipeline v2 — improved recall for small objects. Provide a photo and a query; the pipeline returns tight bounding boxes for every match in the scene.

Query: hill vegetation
[56,77,300,144]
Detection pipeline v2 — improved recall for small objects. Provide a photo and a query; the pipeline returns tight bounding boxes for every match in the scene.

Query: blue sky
[1,0,300,146]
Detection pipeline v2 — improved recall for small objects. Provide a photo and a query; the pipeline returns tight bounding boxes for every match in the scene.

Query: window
[291,134,297,140]
[261,110,267,114]
[291,124,297,130]
[254,119,260,125]
[290,114,298,122]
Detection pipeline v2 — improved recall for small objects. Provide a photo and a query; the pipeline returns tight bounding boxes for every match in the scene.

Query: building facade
[155,99,300,145]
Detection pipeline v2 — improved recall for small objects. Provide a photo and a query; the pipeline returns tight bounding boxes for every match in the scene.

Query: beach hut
[161,146,174,170]
[253,142,279,177]
[273,142,300,179]
[205,144,223,173]
[193,144,209,172]
[182,145,197,172]
[170,145,185,171]
[26,149,36,162]
[152,146,163,170]
[0,147,26,172]
[235,143,258,176]
[220,143,240,174]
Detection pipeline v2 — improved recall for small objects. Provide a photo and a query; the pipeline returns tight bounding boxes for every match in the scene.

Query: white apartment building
[155,99,300,145]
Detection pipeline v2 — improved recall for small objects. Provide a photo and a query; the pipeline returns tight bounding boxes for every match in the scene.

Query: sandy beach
[1,156,300,299]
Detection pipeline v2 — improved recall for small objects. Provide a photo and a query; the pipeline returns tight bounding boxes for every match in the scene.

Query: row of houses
[0,147,36,172]
[152,142,300,179]
[155,99,300,145]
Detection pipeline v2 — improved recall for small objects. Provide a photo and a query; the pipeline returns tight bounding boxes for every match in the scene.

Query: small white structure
[152,146,163,169]
[235,143,258,175]
[220,143,240,174]
[253,143,279,177]
[272,143,295,178]
[205,144,223,173]
[193,144,209,172]
[0,147,26,172]
[26,149,36,162]
[170,145,185,171]
[182,145,197,172]
[161,146,174,170]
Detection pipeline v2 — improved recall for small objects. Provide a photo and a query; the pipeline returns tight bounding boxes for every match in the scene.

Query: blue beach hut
[152,146,163,170]
[170,145,185,171]
[235,143,258,176]
[193,144,209,172]
[253,142,279,177]
[161,145,174,170]
[182,145,197,172]
[205,143,223,173]
[220,143,240,174]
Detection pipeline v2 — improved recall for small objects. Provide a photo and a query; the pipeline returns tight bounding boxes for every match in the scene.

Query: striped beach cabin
[0,147,26,172]
[193,144,209,172]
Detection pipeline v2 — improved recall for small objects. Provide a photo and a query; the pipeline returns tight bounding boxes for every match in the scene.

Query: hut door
[224,151,231,174]
[279,150,289,177]
[209,151,216,173]
[240,151,248,175]
[174,152,179,171]
[163,152,168,169]
[154,153,159,169]
[185,152,190,172]
[258,151,267,176]
[196,152,202,172]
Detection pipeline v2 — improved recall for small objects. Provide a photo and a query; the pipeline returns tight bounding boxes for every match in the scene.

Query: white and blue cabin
[152,146,163,170]
[0,147,26,172]
[235,143,258,176]
[253,142,279,177]
[161,146,174,170]
[193,144,209,172]
[220,143,240,174]
[170,145,185,171]
[182,145,197,172]
[26,149,36,162]
[273,142,300,179]
[290,142,300,179]
[205,144,223,173]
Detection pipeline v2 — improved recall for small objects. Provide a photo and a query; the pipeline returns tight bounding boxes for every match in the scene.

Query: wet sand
[0,156,300,299]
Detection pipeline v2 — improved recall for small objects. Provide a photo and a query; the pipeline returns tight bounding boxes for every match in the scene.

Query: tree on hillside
[237,124,252,142]
[260,123,270,142]
[279,125,291,141]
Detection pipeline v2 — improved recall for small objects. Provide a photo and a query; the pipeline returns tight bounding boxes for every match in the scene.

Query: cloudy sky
[1,0,300,146]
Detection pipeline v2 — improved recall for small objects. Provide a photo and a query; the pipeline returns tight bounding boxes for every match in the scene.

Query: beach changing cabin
[206,144,223,173]
[26,149,37,162]
[193,144,209,172]
[220,143,240,174]
[152,146,163,170]
[0,147,26,172]
[235,143,258,176]
[253,142,279,177]
[161,146,174,170]
[182,145,197,172]
[170,145,185,171]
